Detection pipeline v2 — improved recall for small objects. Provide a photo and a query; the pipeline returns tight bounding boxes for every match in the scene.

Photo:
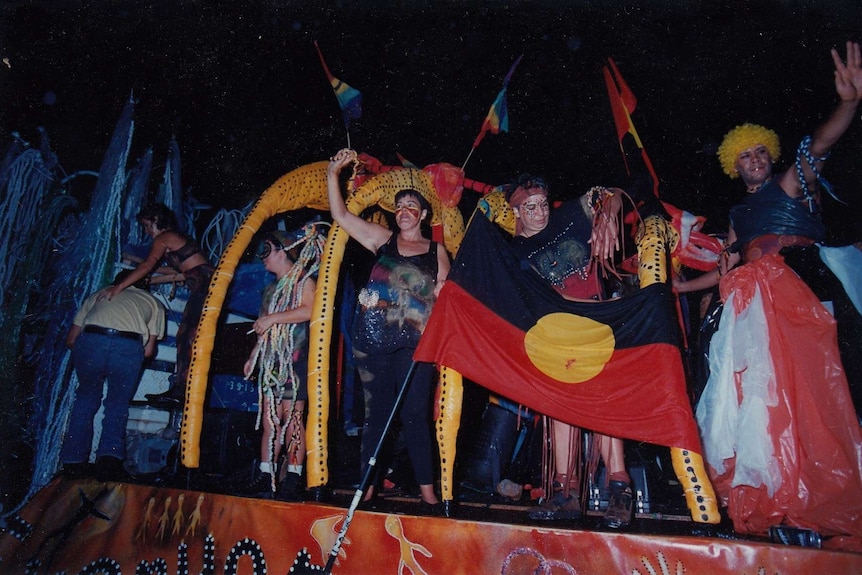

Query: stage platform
[2,475,861,575]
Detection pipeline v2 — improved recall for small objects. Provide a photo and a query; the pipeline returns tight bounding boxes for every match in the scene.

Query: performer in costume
[104,203,214,406]
[327,148,450,512]
[677,41,862,546]
[506,174,635,528]
[238,226,324,500]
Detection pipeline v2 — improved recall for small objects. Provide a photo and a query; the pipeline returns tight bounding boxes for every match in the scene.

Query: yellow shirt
[73,286,166,341]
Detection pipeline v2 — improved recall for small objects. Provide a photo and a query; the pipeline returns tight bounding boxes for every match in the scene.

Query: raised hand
[832,41,862,103]
[589,191,622,263]
[327,148,357,176]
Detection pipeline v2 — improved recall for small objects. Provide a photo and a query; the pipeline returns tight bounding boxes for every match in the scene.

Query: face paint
[395,205,421,217]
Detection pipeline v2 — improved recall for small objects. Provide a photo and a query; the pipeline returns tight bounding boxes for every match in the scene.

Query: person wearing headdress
[677,41,862,546]
[237,225,325,500]
[327,148,450,513]
[504,174,638,528]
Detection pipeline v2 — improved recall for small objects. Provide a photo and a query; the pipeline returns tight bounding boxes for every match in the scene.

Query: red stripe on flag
[415,282,702,452]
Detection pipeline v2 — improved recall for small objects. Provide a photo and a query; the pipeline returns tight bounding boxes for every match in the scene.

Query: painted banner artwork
[2,479,861,574]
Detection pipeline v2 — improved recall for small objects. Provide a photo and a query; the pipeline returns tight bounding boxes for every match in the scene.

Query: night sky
[2,1,861,240]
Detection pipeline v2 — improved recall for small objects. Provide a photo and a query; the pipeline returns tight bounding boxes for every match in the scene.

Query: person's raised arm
[326,148,392,254]
[778,41,862,197]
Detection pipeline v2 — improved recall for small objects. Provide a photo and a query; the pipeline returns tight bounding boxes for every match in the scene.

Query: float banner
[414,214,701,452]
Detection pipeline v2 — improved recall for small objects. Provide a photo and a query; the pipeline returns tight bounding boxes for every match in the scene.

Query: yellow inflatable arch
[179,160,468,484]
[181,161,719,524]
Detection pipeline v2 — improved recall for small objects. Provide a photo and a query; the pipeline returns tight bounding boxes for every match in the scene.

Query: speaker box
[198,409,258,475]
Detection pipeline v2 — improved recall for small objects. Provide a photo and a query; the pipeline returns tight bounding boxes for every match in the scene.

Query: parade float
[1,51,861,575]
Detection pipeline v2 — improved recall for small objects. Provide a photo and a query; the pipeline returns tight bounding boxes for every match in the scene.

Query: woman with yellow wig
[679,41,862,550]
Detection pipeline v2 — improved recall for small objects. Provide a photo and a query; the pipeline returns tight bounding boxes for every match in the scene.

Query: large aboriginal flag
[414,214,702,452]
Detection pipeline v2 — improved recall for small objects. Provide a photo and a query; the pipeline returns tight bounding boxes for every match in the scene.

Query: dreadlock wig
[247,222,328,469]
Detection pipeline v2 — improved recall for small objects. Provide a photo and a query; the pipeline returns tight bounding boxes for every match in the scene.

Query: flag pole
[322,361,420,575]
[460,146,476,172]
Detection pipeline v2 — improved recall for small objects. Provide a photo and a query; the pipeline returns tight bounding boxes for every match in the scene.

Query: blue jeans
[59,332,144,463]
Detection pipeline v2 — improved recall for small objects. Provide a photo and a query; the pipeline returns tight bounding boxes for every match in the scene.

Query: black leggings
[354,347,437,486]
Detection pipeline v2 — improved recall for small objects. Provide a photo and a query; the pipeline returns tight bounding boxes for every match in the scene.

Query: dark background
[2,0,861,239]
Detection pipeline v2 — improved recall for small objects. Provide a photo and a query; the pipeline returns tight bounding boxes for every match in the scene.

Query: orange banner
[2,479,860,574]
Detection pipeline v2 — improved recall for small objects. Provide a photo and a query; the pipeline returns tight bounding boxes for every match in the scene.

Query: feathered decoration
[156,136,187,235]
[0,135,67,515]
[122,147,153,248]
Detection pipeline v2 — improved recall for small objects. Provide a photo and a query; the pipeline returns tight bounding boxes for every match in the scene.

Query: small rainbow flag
[314,41,362,130]
[472,54,523,149]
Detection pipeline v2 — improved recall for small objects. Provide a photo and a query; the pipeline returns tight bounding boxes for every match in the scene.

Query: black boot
[528,490,581,521]
[275,472,305,502]
[603,480,633,529]
[146,381,185,406]
[234,469,275,499]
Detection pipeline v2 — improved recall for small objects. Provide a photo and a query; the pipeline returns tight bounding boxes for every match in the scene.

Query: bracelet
[587,186,613,214]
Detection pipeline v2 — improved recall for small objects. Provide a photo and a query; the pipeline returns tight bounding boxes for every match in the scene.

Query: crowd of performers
[57,41,862,547]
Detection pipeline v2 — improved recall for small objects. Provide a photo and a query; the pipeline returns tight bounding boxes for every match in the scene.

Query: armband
[795,135,844,211]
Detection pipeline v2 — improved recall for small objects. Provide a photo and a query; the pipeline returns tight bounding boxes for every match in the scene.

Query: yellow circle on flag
[524,313,615,383]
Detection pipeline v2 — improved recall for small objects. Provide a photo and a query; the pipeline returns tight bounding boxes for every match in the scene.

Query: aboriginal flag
[414,214,702,452]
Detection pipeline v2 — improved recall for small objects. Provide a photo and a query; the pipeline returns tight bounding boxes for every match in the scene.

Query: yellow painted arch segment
[181,161,331,467]
[180,162,468,503]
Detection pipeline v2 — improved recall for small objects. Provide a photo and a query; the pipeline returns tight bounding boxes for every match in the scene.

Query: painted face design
[516,192,550,236]
[394,205,421,218]
[395,196,424,226]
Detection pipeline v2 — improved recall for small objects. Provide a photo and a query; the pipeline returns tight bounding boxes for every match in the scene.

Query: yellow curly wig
[717,123,780,178]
